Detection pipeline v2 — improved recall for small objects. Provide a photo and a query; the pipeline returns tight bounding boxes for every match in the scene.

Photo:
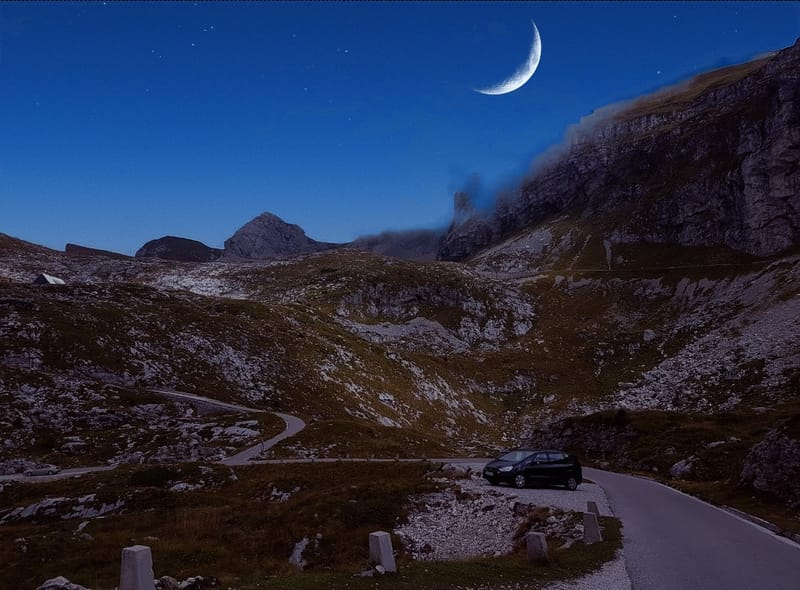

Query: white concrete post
[368,531,397,572]
[119,545,155,590]
[583,511,603,544]
[526,531,549,563]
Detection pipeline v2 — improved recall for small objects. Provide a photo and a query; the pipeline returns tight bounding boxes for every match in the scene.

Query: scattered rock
[36,577,89,590]
[156,576,180,590]
[670,457,696,479]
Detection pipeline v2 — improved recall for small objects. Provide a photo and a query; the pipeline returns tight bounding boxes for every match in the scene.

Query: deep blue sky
[1,2,799,254]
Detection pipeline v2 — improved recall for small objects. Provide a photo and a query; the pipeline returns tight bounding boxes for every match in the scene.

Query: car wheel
[514,474,527,489]
[24,471,32,476]
[565,476,579,491]
[49,470,56,475]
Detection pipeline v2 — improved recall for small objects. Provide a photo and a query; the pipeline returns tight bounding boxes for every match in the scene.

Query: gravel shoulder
[394,461,631,589]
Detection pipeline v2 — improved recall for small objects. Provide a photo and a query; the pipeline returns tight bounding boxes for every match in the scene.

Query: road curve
[218,412,306,466]
[148,388,266,414]
[586,467,800,590]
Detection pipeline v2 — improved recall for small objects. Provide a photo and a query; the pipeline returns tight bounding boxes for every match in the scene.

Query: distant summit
[223,212,339,260]
[131,212,442,263]
[135,236,223,262]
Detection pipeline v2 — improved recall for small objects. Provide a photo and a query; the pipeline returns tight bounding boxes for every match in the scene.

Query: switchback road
[219,412,306,466]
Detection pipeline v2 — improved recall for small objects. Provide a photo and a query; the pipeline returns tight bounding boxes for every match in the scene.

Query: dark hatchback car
[483,449,582,490]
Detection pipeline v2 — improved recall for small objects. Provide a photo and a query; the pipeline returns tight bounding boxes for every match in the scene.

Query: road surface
[586,467,800,590]
[219,412,306,466]
[148,388,266,414]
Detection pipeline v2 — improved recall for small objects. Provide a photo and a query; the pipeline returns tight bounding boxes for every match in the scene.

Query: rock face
[740,421,800,508]
[223,212,339,260]
[136,236,222,262]
[439,39,800,261]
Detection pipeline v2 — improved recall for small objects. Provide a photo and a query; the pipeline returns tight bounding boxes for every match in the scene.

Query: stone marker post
[587,501,600,516]
[120,545,155,590]
[583,512,603,544]
[368,531,397,572]
[526,532,549,563]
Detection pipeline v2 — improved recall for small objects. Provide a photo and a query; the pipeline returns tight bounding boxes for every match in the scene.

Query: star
[656,70,662,75]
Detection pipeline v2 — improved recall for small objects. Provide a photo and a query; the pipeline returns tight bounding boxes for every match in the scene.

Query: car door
[547,452,569,482]
[525,452,549,482]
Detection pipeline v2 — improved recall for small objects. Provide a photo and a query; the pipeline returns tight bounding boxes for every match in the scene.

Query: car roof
[511,448,568,453]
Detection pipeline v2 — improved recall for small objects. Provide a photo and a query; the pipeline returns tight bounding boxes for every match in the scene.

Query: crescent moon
[475,20,541,96]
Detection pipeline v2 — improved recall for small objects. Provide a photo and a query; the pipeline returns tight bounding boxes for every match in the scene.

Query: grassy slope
[0,463,621,590]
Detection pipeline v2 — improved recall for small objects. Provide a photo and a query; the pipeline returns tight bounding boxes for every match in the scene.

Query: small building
[32,273,65,285]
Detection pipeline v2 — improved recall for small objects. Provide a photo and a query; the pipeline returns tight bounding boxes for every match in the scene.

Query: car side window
[533,453,547,463]
[549,452,566,462]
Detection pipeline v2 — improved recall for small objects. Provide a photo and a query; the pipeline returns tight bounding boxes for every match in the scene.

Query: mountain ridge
[438,39,800,262]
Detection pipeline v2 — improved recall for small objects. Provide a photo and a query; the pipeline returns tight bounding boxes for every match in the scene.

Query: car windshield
[498,450,535,463]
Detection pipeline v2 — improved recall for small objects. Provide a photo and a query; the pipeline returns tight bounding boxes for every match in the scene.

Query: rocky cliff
[223,212,339,260]
[135,236,223,262]
[439,39,800,261]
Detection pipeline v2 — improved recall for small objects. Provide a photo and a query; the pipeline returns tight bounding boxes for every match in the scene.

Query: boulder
[669,457,696,479]
[740,423,800,508]
[36,577,89,590]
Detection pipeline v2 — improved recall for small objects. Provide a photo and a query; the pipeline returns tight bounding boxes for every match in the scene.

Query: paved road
[0,465,116,483]
[148,388,266,414]
[0,389,298,481]
[586,467,800,590]
[219,412,306,466]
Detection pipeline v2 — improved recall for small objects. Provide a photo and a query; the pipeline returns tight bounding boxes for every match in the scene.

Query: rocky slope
[136,236,223,262]
[439,38,800,261]
[64,244,130,260]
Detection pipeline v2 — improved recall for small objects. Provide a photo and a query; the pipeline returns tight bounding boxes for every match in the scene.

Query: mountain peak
[223,212,339,260]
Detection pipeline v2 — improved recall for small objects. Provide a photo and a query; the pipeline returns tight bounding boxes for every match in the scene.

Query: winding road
[3,390,799,590]
[219,412,306,466]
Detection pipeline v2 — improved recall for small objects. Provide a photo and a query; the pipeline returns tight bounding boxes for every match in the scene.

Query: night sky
[2,2,799,254]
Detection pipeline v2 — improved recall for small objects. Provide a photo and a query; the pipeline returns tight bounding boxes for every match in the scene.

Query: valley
[2,35,800,590]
